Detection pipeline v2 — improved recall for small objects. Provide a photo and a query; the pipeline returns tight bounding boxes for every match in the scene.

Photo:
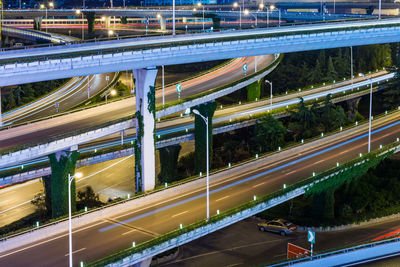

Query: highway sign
[242,63,247,71]
[176,83,182,93]
[308,231,315,244]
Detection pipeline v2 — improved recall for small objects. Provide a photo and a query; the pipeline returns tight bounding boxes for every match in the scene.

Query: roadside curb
[297,212,400,233]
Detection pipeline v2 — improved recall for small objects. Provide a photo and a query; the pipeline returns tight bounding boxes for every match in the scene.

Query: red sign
[287,242,311,259]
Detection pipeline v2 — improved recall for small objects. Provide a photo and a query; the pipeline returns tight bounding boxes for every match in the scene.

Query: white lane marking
[0,221,104,259]
[0,195,43,214]
[121,229,137,236]
[171,210,189,218]
[216,195,230,202]
[64,247,86,256]
[252,182,267,188]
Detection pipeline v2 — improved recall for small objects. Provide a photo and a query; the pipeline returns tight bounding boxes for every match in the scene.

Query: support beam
[193,101,217,175]
[133,67,158,192]
[47,148,79,218]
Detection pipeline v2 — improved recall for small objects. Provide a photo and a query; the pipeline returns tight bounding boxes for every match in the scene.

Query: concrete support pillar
[104,16,111,28]
[47,147,80,218]
[247,79,261,101]
[158,144,181,184]
[132,257,152,267]
[193,101,217,175]
[33,17,42,30]
[133,67,158,192]
[159,16,166,31]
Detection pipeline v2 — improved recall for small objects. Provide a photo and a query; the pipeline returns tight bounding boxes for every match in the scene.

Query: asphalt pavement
[160,217,400,267]
[0,55,273,151]
[1,110,400,266]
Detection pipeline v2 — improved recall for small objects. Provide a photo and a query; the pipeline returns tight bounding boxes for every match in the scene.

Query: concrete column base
[133,67,158,192]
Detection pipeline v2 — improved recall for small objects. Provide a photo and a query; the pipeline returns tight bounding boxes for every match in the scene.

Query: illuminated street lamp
[105,89,117,102]
[359,73,373,153]
[233,2,242,29]
[265,79,273,108]
[270,4,281,27]
[108,29,114,37]
[197,2,205,32]
[192,109,210,221]
[75,9,84,40]
[40,4,48,33]
[244,9,257,27]
[68,172,83,267]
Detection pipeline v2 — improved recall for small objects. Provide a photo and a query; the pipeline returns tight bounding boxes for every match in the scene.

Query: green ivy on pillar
[247,79,261,101]
[84,11,96,34]
[158,144,182,184]
[134,100,144,193]
[193,101,217,174]
[47,150,80,219]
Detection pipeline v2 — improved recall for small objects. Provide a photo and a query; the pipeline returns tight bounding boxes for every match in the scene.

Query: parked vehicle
[257,219,297,236]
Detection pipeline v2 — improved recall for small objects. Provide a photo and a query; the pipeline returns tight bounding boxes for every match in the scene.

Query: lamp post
[162,65,165,106]
[105,89,117,102]
[233,2,242,29]
[359,73,373,153]
[40,4,48,33]
[197,2,205,32]
[75,9,84,40]
[173,0,176,35]
[265,80,272,108]
[108,29,114,38]
[68,172,83,267]
[192,109,210,221]
[270,5,280,27]
[244,9,257,27]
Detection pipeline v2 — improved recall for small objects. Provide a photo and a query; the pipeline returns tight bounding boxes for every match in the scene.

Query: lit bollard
[180,224,183,229]
[127,194,130,199]
[217,210,220,215]
[165,182,168,188]
[255,154,258,159]
[228,163,231,168]
[199,172,202,177]
[253,195,257,201]
[336,162,340,167]
[84,206,88,212]
[132,241,136,247]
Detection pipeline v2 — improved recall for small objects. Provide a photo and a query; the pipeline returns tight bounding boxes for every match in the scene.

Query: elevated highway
[1,106,400,266]
[0,18,399,86]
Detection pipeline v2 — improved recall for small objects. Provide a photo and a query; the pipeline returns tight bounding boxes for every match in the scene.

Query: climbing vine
[305,151,393,196]
[134,99,144,193]
[193,101,217,174]
[158,145,181,184]
[47,150,80,218]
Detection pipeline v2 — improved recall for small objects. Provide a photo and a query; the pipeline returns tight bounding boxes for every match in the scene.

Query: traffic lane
[1,115,399,266]
[0,57,258,151]
[163,218,400,267]
[0,180,42,227]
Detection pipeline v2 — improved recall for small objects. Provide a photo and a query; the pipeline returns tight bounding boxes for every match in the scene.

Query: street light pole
[265,80,272,108]
[359,73,372,153]
[192,109,210,221]
[68,172,82,267]
[162,65,165,106]
[233,2,242,29]
[350,46,353,87]
[173,0,176,35]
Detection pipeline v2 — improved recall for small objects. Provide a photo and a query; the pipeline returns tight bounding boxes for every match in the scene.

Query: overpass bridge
[0,18,399,86]
[1,18,400,192]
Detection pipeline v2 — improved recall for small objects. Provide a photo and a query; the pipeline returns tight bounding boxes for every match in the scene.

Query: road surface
[1,108,400,266]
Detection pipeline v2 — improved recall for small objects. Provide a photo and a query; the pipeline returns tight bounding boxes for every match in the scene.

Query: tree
[255,114,287,152]
[13,86,24,106]
[6,90,16,110]
[308,59,322,84]
[325,57,338,82]
[320,94,337,131]
[289,97,318,140]
[77,186,102,210]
